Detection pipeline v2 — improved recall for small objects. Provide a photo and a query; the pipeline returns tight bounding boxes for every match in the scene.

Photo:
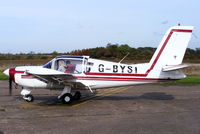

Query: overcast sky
[0,0,199,53]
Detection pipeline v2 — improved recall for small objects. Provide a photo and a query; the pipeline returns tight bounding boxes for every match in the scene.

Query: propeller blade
[9,77,12,96]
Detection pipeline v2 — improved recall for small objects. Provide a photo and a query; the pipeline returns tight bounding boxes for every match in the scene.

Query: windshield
[43,60,52,69]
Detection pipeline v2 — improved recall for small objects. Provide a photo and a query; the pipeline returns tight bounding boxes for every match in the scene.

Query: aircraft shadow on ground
[33,96,63,106]
[16,92,174,107]
[34,95,97,106]
[96,92,175,101]
[14,96,63,106]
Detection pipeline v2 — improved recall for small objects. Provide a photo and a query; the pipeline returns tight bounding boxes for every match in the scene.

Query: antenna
[192,33,198,39]
[119,52,129,63]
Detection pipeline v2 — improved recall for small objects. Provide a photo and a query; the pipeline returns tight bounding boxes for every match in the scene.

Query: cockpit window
[56,59,83,74]
[43,61,52,69]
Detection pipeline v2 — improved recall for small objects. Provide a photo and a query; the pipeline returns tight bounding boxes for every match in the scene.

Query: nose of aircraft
[3,69,9,76]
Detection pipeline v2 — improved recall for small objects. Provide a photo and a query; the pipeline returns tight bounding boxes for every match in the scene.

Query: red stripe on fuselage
[76,76,179,81]
[85,29,192,77]
[85,72,146,77]
[21,75,33,79]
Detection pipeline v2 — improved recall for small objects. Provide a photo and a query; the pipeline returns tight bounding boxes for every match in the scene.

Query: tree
[118,44,131,58]
[51,51,59,58]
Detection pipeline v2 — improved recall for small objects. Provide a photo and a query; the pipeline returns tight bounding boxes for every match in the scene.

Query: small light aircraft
[3,26,193,104]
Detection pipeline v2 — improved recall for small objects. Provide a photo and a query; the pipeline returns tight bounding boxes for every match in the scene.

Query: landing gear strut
[73,91,81,100]
[21,88,34,102]
[58,86,82,104]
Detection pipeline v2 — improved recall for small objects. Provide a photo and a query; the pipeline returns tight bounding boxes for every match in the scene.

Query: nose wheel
[23,94,34,102]
[21,88,34,102]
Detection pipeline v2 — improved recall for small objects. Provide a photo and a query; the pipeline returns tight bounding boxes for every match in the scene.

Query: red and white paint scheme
[3,26,193,104]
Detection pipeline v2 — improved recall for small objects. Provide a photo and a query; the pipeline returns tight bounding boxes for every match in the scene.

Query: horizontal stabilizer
[162,64,188,72]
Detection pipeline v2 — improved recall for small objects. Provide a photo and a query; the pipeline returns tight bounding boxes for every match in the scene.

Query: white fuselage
[11,58,185,90]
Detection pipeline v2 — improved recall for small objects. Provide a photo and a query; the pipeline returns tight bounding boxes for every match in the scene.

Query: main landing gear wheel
[73,91,81,100]
[61,93,73,104]
[25,94,34,102]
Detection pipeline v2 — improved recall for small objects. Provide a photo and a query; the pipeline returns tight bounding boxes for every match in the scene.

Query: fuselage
[3,56,185,90]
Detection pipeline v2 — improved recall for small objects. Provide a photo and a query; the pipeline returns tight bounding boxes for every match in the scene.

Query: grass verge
[159,75,200,85]
[0,70,9,80]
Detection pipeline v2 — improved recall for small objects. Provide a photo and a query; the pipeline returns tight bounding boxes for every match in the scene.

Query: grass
[177,75,200,84]
[161,75,200,85]
[0,70,9,80]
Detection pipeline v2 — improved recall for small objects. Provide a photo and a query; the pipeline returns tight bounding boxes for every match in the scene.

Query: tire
[61,93,73,104]
[25,94,34,102]
[73,91,81,100]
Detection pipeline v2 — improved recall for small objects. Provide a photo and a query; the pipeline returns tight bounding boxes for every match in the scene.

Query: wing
[26,68,95,92]
[26,68,79,86]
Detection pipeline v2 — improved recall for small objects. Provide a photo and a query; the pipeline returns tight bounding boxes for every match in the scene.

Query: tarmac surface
[0,80,200,134]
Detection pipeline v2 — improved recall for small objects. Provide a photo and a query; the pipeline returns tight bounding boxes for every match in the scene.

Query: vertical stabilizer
[149,26,193,70]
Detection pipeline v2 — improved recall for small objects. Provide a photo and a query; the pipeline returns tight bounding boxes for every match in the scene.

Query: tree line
[68,43,200,62]
[0,43,200,62]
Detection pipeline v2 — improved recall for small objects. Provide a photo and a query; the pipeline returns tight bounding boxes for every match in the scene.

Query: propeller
[4,54,15,96]
[3,68,15,96]
[9,77,13,96]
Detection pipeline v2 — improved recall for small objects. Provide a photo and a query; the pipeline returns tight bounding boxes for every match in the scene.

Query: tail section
[149,26,193,70]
